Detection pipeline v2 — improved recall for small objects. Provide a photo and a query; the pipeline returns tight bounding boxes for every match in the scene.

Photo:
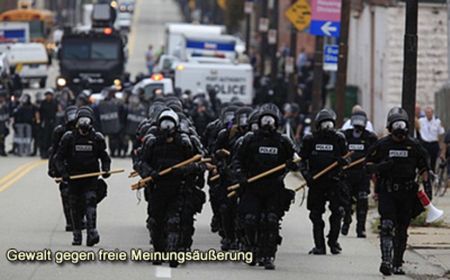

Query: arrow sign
[309,0,341,38]
[310,20,340,37]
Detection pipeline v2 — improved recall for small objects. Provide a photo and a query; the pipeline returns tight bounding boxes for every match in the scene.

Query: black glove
[62,173,70,184]
[150,170,160,181]
[335,156,349,167]
[102,166,111,179]
[238,178,249,189]
[48,169,56,178]
[286,159,300,172]
[302,171,314,186]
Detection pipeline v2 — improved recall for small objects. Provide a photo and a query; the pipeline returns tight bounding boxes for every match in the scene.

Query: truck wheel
[39,78,47,88]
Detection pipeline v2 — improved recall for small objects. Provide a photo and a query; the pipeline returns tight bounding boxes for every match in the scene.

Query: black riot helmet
[386,107,409,139]
[75,106,94,135]
[248,109,260,132]
[64,106,78,125]
[148,101,166,123]
[157,108,179,135]
[258,103,281,132]
[220,105,238,128]
[235,106,253,130]
[314,108,336,131]
[350,111,368,137]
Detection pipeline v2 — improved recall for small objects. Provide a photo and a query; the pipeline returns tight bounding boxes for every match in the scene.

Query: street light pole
[401,0,418,136]
[270,0,279,82]
[259,0,269,76]
[334,0,351,126]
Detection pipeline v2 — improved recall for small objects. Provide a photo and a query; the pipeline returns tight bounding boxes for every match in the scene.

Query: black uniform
[134,109,203,267]
[96,96,124,157]
[342,125,377,237]
[38,93,58,158]
[366,107,428,276]
[55,107,111,246]
[299,109,349,255]
[48,106,78,231]
[234,103,297,270]
[0,96,10,156]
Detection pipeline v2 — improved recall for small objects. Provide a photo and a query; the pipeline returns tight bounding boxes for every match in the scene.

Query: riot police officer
[299,109,349,255]
[0,91,10,156]
[124,95,147,157]
[135,108,202,267]
[48,106,78,231]
[55,106,111,246]
[234,103,297,270]
[96,87,124,157]
[366,107,428,276]
[341,111,378,238]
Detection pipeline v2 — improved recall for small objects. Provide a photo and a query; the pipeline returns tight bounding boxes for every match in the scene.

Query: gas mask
[353,125,364,138]
[160,118,176,136]
[77,117,92,135]
[391,120,408,141]
[238,114,249,130]
[320,120,334,131]
[260,115,276,132]
[224,112,235,129]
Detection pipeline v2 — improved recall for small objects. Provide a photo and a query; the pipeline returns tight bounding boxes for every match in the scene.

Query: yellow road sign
[218,0,226,10]
[285,0,312,31]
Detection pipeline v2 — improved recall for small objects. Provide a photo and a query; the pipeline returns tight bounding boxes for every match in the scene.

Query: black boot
[86,229,100,246]
[380,261,392,276]
[72,231,82,246]
[356,210,367,238]
[264,257,276,270]
[310,218,326,255]
[392,266,405,275]
[341,223,349,236]
[327,240,342,255]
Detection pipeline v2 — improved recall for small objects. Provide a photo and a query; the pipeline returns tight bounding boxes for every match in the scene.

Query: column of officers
[45,91,436,275]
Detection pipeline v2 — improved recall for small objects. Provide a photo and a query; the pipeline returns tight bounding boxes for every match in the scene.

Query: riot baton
[227,157,302,198]
[55,169,125,183]
[131,154,202,190]
[294,151,354,192]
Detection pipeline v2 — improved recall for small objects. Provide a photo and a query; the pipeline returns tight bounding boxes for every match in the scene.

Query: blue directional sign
[310,20,340,38]
[323,44,339,71]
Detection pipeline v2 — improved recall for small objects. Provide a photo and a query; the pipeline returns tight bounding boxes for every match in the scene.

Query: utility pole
[288,0,298,101]
[269,0,279,82]
[334,0,351,126]
[401,0,418,136]
[259,0,269,76]
[244,1,253,55]
[311,36,324,113]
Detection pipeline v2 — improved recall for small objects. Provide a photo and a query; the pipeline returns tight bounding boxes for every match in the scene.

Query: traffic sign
[218,0,226,10]
[309,0,341,37]
[323,44,339,71]
[285,0,312,32]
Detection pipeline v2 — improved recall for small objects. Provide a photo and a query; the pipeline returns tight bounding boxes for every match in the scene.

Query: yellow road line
[0,160,40,185]
[128,0,142,57]
[0,160,47,192]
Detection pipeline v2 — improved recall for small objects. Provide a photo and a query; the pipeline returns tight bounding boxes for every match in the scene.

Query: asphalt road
[0,0,446,279]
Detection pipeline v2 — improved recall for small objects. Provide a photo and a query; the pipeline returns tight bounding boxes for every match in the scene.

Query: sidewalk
[406,191,450,277]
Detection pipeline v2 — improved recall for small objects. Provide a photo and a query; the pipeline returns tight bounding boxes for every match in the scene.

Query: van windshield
[62,40,120,60]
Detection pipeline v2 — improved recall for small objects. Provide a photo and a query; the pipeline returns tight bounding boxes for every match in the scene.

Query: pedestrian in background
[419,106,445,171]
[145,44,154,75]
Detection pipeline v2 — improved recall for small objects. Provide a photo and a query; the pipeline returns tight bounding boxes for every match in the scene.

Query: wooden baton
[55,169,125,183]
[131,154,202,190]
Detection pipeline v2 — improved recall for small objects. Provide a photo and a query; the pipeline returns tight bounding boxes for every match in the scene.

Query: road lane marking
[0,160,40,185]
[128,0,142,57]
[0,160,47,192]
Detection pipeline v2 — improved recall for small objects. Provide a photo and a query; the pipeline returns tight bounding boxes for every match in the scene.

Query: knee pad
[380,219,394,237]
[85,191,97,207]
[167,216,181,232]
[266,212,279,228]
[358,191,369,200]
[243,214,258,228]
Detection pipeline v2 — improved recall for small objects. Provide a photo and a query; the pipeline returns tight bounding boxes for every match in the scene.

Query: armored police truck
[56,3,127,93]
